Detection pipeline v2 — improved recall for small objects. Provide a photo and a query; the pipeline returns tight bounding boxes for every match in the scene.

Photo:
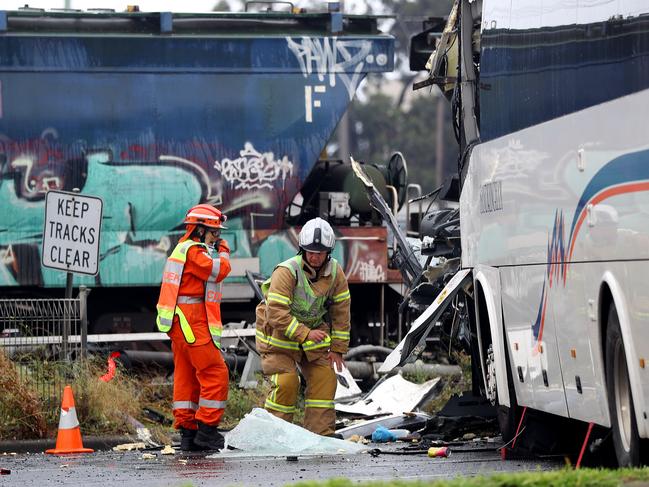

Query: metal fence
[0,287,89,402]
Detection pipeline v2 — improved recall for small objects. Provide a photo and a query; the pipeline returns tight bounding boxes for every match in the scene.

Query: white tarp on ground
[223,408,366,456]
[335,374,440,416]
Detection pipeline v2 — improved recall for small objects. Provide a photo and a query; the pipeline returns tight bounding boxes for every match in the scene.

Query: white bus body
[461,0,649,465]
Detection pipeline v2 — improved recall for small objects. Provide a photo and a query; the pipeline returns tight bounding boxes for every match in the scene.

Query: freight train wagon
[0,6,400,342]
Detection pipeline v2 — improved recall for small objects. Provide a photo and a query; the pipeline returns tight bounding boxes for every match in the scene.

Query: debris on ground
[419,392,498,442]
[126,415,161,447]
[334,363,363,400]
[337,412,430,439]
[160,445,175,455]
[371,426,398,443]
[113,442,147,451]
[141,453,157,460]
[428,446,451,458]
[336,374,440,416]
[348,435,370,444]
[224,408,365,456]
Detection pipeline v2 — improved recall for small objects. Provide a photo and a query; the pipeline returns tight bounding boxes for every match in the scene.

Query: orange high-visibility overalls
[156,239,231,430]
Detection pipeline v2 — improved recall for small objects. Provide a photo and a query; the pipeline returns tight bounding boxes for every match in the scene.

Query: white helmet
[299,217,336,252]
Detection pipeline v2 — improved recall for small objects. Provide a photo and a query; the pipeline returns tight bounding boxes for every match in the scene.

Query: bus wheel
[606,303,641,466]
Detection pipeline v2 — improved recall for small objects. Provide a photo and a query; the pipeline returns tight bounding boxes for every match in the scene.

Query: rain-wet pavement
[0,444,561,486]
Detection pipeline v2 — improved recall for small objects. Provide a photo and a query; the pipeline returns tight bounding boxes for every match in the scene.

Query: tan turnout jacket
[256,257,351,360]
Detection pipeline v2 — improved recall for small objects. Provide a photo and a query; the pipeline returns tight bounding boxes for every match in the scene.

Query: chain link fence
[0,287,89,403]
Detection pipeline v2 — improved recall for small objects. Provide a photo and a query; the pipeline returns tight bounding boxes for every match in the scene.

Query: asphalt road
[0,444,561,486]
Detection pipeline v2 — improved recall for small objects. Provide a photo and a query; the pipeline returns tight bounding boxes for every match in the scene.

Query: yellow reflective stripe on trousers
[331,330,350,340]
[305,399,335,409]
[301,334,331,351]
[209,325,222,349]
[256,330,300,350]
[266,373,296,413]
[332,289,350,303]
[270,373,279,403]
[268,292,291,305]
[285,317,300,339]
[176,307,196,344]
[265,398,296,414]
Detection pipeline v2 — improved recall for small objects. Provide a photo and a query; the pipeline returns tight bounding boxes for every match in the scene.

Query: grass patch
[0,349,47,440]
[72,358,142,436]
[287,467,649,487]
[0,353,312,441]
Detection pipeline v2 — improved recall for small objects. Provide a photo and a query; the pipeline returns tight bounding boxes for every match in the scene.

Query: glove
[217,238,230,254]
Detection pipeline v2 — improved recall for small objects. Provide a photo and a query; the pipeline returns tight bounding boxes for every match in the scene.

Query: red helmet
[183,204,227,229]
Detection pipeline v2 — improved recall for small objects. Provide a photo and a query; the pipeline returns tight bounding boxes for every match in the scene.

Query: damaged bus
[379,0,649,467]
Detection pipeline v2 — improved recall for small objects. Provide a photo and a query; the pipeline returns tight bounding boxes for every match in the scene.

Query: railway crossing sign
[42,190,103,276]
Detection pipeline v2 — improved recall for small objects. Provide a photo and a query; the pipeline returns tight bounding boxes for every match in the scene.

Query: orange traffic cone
[45,385,94,454]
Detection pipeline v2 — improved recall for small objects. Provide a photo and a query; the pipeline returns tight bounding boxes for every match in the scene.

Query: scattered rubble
[336,374,440,417]
[113,442,146,451]
[160,445,175,455]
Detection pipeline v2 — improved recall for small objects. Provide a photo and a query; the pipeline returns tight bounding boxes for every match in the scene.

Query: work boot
[179,427,203,452]
[193,422,225,451]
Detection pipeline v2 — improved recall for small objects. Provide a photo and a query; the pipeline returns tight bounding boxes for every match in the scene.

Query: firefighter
[156,204,231,451]
[255,217,351,436]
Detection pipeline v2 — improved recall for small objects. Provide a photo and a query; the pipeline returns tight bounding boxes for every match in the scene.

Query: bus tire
[606,303,641,466]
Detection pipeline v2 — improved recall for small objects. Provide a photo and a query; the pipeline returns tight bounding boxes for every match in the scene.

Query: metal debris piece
[336,374,440,417]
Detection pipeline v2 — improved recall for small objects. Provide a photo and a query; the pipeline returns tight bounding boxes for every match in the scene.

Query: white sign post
[42,190,103,278]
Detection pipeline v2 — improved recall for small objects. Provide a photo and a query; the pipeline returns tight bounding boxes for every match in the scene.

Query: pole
[435,94,445,191]
[338,109,350,163]
[62,272,72,361]
[63,187,80,360]
[79,286,90,360]
[379,284,385,347]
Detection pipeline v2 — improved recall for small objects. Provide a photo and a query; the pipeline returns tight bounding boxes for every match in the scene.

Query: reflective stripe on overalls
[261,255,337,352]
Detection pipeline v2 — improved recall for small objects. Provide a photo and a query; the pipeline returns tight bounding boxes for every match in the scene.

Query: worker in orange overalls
[156,204,231,451]
[256,217,351,436]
